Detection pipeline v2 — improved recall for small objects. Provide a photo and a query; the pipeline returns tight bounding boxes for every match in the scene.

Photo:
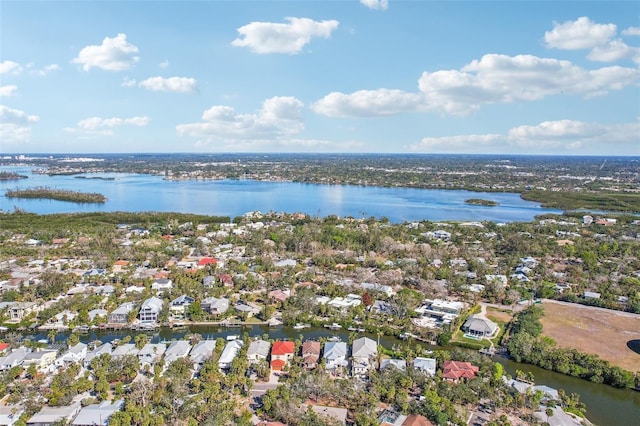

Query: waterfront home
[323,341,348,374]
[351,337,377,377]
[0,347,29,371]
[413,357,436,376]
[88,309,107,322]
[246,340,271,364]
[328,294,362,310]
[46,310,77,328]
[138,343,167,370]
[189,340,216,370]
[83,343,112,368]
[22,350,57,373]
[380,358,406,371]
[56,343,87,366]
[72,399,124,426]
[111,344,139,358]
[201,297,230,315]
[462,315,498,338]
[301,340,321,370]
[170,295,194,321]
[164,340,192,364]
[268,289,291,303]
[27,400,82,426]
[108,302,137,324]
[8,302,38,321]
[235,301,260,318]
[441,360,479,383]
[218,340,243,371]
[270,340,295,371]
[139,297,164,324]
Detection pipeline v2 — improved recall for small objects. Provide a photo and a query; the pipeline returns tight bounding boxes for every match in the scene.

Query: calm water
[23,325,639,425]
[0,167,561,222]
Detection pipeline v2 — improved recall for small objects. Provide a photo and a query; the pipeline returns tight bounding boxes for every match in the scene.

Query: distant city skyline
[1,1,638,155]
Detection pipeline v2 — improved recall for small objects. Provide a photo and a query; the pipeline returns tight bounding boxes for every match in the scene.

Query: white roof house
[360,282,394,297]
[84,343,113,368]
[413,357,437,376]
[151,278,173,292]
[138,343,167,369]
[189,340,216,369]
[111,344,139,358]
[0,404,24,426]
[218,340,243,371]
[380,358,406,371]
[0,347,29,371]
[56,343,87,366]
[72,400,124,426]
[27,401,82,426]
[164,340,192,364]
[351,337,377,377]
[201,297,230,315]
[246,340,271,364]
[323,341,348,372]
[139,297,164,324]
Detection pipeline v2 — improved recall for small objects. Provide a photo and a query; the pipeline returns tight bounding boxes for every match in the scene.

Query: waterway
[21,325,639,425]
[0,166,562,222]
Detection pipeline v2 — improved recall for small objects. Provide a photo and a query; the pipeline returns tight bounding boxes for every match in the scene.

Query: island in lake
[0,171,28,181]
[5,187,107,203]
[465,198,499,206]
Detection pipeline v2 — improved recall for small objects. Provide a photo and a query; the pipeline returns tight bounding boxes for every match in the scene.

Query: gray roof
[84,343,113,365]
[218,340,243,367]
[463,314,498,334]
[380,359,406,371]
[247,340,271,359]
[352,337,377,358]
[72,399,124,426]
[140,296,164,313]
[413,357,436,373]
[27,401,81,425]
[138,343,166,360]
[111,344,139,358]
[323,341,347,361]
[165,340,192,363]
[189,340,216,364]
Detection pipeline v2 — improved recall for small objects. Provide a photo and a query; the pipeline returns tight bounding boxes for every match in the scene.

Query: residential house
[197,257,217,268]
[169,295,194,321]
[110,344,139,359]
[189,340,216,370]
[83,343,112,368]
[378,408,406,426]
[46,310,77,328]
[413,357,436,376]
[202,275,216,288]
[351,337,377,377]
[151,278,173,293]
[27,401,82,426]
[323,341,348,374]
[201,297,230,315]
[108,302,136,324]
[72,400,124,426]
[462,315,498,338]
[0,348,29,371]
[235,301,260,318]
[164,340,192,364]
[137,343,167,370]
[402,414,434,426]
[246,340,271,365]
[301,340,321,370]
[139,297,164,324]
[112,260,130,274]
[441,360,479,383]
[328,294,362,310]
[88,309,107,322]
[0,404,24,426]
[218,340,243,371]
[22,350,57,373]
[268,289,291,303]
[583,291,601,300]
[380,358,406,371]
[8,302,37,322]
[270,340,295,371]
[56,343,87,366]
[360,282,394,297]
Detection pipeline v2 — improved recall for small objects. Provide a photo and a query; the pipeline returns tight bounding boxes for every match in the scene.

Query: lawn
[540,300,640,372]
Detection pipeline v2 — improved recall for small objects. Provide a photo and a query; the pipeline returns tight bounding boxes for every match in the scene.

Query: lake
[0,166,561,222]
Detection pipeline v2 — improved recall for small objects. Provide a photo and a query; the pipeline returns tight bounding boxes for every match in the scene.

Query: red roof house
[0,343,10,354]
[197,257,218,267]
[270,340,295,370]
[441,360,479,382]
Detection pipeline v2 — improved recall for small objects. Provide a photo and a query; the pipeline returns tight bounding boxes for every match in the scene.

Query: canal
[24,325,639,425]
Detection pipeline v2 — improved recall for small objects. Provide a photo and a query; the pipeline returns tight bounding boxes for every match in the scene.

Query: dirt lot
[540,300,640,372]
[486,307,513,323]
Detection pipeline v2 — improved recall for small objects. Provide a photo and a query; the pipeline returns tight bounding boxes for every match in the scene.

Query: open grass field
[540,300,640,372]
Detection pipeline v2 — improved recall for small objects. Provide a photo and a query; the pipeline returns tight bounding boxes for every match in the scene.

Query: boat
[267,318,283,327]
[226,335,240,341]
[293,323,310,330]
[325,323,342,330]
[347,326,357,331]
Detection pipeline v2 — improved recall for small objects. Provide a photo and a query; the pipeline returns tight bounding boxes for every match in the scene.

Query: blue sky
[1,1,638,155]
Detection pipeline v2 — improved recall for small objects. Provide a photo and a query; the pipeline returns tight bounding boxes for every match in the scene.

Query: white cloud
[72,33,139,71]
[76,115,150,130]
[0,60,22,75]
[622,27,640,36]
[545,17,616,50]
[121,77,137,87]
[138,76,198,93]
[311,89,423,117]
[232,17,339,54]
[30,64,61,76]
[545,17,639,64]
[0,105,39,144]
[177,96,304,145]
[411,119,640,154]
[159,59,169,68]
[314,54,639,117]
[0,85,18,97]
[360,0,388,11]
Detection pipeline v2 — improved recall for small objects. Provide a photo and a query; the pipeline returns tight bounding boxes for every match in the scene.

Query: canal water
[23,325,639,425]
